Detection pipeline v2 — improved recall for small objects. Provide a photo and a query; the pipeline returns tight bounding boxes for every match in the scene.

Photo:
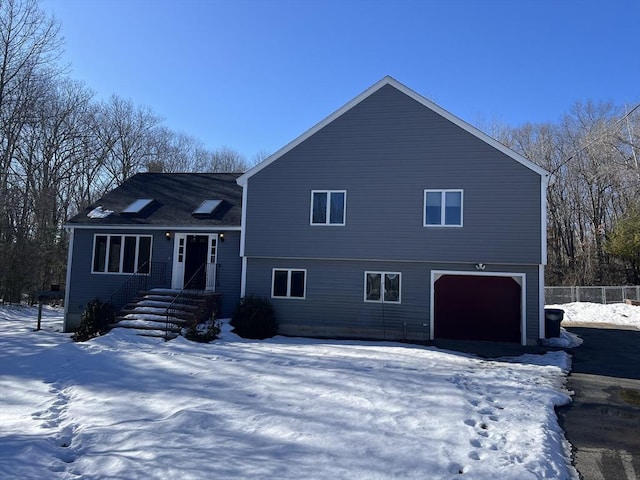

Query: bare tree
[0,0,63,301]
[199,146,247,173]
[98,95,162,186]
[505,101,640,286]
[146,127,203,173]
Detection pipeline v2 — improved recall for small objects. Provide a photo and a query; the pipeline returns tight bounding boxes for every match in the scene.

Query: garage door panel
[434,274,521,343]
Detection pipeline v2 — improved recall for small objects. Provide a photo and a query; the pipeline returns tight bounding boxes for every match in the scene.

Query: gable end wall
[244,84,543,265]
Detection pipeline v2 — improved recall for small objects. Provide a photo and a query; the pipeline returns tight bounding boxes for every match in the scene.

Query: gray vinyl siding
[65,228,241,331]
[244,84,542,265]
[245,258,541,343]
[65,229,171,330]
[210,230,242,318]
[246,258,430,341]
[166,229,242,318]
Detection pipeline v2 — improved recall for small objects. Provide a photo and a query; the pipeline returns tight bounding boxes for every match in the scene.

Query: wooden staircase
[108,288,221,339]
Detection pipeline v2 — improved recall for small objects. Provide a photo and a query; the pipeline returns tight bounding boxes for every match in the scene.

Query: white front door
[171,233,218,290]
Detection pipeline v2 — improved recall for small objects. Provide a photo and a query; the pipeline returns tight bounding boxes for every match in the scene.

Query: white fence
[545,286,640,305]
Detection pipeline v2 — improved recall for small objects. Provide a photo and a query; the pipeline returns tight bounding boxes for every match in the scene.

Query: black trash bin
[544,308,564,338]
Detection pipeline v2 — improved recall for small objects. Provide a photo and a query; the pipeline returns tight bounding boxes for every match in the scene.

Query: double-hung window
[424,189,463,227]
[272,269,306,299]
[364,272,401,303]
[311,190,346,225]
[92,234,152,274]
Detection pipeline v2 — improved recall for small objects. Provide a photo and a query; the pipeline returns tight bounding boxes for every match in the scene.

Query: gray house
[63,173,242,331]
[64,77,549,345]
[237,76,549,345]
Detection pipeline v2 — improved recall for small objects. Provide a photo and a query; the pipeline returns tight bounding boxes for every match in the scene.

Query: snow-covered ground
[548,301,640,330]
[0,305,585,479]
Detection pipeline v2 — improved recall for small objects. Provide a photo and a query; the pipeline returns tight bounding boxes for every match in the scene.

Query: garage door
[434,274,521,343]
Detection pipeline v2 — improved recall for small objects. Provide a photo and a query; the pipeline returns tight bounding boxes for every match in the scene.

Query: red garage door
[434,275,521,343]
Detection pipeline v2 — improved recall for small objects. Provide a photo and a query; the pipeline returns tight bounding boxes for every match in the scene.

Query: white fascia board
[540,174,549,265]
[63,227,74,332]
[63,224,241,231]
[237,76,398,186]
[237,75,550,186]
[239,184,248,257]
[388,78,550,178]
[539,264,546,339]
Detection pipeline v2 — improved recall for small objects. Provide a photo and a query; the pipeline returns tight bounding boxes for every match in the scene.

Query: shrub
[72,298,113,342]
[183,319,221,343]
[230,296,277,339]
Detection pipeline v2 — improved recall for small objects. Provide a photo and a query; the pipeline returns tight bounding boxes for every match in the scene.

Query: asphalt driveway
[558,325,640,480]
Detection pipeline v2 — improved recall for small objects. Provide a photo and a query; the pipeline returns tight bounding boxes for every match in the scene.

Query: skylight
[122,199,154,214]
[192,199,223,216]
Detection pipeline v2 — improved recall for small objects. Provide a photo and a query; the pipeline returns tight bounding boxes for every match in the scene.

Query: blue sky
[41,0,640,161]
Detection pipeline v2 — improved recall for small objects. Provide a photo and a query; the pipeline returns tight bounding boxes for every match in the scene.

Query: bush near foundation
[230,296,277,339]
[72,299,113,342]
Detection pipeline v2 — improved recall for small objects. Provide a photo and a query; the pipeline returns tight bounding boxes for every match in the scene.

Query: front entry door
[184,235,208,289]
[171,233,218,290]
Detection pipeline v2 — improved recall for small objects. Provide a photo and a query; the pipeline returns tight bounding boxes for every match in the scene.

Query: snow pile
[548,302,640,330]
[0,306,577,479]
[86,205,113,218]
[541,328,583,348]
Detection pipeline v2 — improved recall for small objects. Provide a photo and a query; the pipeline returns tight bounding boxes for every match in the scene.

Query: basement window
[364,271,401,303]
[272,269,306,299]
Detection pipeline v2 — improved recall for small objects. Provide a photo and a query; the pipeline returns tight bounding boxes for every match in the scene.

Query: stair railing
[165,263,210,341]
[104,261,168,314]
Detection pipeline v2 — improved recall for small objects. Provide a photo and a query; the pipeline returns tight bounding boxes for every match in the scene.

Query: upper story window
[92,234,152,274]
[272,268,306,299]
[364,271,401,303]
[311,190,346,225]
[424,189,463,227]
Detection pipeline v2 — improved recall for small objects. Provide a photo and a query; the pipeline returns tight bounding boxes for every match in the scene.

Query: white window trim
[271,268,307,299]
[310,190,347,226]
[364,271,402,304]
[91,233,153,275]
[423,189,464,227]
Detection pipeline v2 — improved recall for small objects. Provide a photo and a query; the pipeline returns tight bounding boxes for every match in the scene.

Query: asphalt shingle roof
[66,173,242,227]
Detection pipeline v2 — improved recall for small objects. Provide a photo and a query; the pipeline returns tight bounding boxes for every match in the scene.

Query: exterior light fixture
[219,233,225,242]
[475,263,486,271]
[165,231,172,241]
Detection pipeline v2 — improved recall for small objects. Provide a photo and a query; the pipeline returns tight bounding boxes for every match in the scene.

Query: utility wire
[625,104,639,170]
[550,102,640,177]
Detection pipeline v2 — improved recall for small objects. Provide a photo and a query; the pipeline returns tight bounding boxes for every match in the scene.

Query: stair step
[110,320,181,332]
[115,315,190,326]
[143,288,218,299]
[118,312,183,322]
[133,299,201,311]
[119,307,197,321]
[112,327,178,339]
[140,332,179,340]
[109,288,221,340]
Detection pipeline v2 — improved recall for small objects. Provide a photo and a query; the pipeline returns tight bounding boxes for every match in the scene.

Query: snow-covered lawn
[549,301,640,330]
[0,306,580,479]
